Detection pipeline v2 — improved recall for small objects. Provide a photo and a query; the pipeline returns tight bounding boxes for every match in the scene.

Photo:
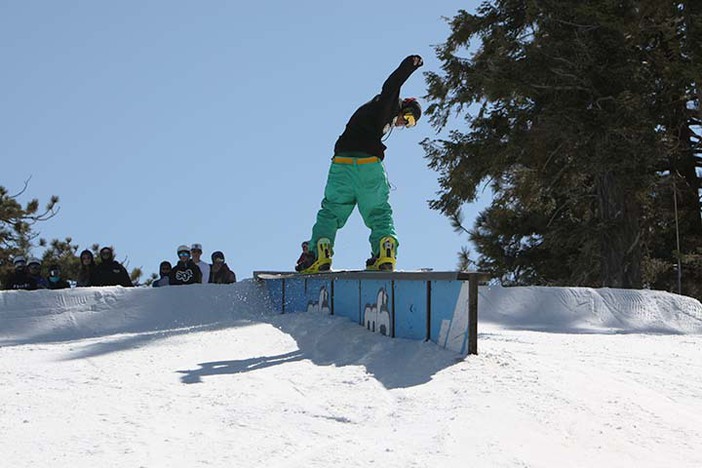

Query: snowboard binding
[298,238,332,274]
[365,236,396,271]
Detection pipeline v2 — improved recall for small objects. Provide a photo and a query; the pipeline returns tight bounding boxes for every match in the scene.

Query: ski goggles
[178,251,191,258]
[402,112,417,128]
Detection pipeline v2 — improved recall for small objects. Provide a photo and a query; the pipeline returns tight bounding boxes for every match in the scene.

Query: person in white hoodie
[190,243,210,283]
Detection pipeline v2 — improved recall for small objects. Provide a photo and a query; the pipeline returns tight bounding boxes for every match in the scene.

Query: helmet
[28,257,41,266]
[177,245,190,254]
[400,98,421,125]
[13,256,26,266]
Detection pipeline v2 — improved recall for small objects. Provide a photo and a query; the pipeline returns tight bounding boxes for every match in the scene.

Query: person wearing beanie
[169,245,202,286]
[208,251,236,284]
[92,246,133,287]
[46,264,70,290]
[297,55,424,274]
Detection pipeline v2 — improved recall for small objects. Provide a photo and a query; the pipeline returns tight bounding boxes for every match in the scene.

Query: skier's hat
[211,251,225,262]
[191,243,203,252]
[13,256,26,266]
[177,245,190,255]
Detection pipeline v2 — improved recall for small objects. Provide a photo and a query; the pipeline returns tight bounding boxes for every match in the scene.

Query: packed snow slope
[1,281,701,468]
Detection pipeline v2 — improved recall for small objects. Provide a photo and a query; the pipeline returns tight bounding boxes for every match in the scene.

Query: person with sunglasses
[169,245,202,286]
[46,263,70,290]
[27,257,49,289]
[3,256,40,290]
[208,251,236,284]
[296,55,423,274]
[190,243,210,285]
[92,246,133,287]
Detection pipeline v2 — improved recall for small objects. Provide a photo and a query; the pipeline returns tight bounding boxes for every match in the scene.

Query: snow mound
[480,286,702,334]
[1,283,700,348]
[0,280,270,346]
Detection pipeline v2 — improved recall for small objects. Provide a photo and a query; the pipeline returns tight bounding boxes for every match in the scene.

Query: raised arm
[376,55,423,120]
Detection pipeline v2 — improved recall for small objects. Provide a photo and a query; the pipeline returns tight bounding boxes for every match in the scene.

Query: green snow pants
[309,153,398,258]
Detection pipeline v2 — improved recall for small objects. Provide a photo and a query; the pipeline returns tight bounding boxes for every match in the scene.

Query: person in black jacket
[76,249,96,287]
[47,264,71,290]
[92,246,133,287]
[296,55,423,274]
[209,251,236,284]
[169,245,202,286]
[3,256,39,291]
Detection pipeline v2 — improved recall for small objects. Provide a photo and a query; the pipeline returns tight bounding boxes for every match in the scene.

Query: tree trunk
[596,171,643,288]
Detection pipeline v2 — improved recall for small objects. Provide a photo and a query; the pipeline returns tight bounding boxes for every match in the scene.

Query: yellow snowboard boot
[300,238,332,274]
[365,236,396,271]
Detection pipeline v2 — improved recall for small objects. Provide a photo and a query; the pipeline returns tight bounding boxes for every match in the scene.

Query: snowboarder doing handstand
[296,55,423,273]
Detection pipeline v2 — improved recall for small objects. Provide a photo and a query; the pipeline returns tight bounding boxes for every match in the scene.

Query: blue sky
[2,1,489,280]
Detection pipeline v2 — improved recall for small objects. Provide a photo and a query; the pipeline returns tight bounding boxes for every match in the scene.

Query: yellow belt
[332,156,380,165]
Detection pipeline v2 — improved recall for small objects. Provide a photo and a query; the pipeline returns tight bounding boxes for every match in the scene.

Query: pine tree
[424,0,702,296]
[0,181,59,286]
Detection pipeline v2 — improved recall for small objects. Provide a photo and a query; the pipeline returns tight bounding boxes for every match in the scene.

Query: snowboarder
[296,55,424,274]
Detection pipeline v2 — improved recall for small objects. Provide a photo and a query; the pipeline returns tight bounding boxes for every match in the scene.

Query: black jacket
[169,260,202,285]
[333,56,422,160]
[92,260,133,287]
[4,269,39,291]
[209,263,236,284]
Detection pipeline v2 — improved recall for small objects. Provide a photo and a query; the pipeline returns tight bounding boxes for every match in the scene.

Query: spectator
[76,249,96,287]
[3,256,39,290]
[296,241,310,271]
[169,245,202,286]
[190,243,210,284]
[92,246,133,287]
[152,261,172,287]
[209,251,236,284]
[27,257,49,289]
[47,263,71,290]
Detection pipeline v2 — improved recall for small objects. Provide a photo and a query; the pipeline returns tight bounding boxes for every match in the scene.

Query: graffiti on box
[363,288,392,336]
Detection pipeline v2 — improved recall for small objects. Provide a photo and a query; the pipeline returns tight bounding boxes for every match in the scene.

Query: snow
[1,280,701,467]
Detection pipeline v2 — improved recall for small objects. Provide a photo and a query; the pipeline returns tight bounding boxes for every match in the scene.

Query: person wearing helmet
[209,251,236,284]
[297,55,424,273]
[92,246,133,287]
[169,245,202,286]
[4,256,40,290]
[27,257,49,289]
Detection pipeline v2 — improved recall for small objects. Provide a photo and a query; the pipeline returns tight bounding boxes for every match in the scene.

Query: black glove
[408,55,423,67]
